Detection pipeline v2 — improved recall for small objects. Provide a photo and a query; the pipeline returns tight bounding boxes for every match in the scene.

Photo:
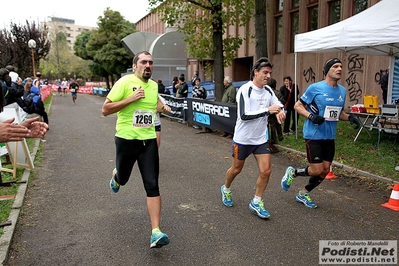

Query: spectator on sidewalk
[280,76,299,135]
[23,78,49,126]
[220,76,236,138]
[157,79,166,94]
[0,81,48,141]
[191,71,199,86]
[192,78,211,132]
[177,76,188,98]
[267,78,284,153]
[379,71,389,104]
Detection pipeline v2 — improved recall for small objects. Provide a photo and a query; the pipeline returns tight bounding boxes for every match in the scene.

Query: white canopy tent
[294,0,399,103]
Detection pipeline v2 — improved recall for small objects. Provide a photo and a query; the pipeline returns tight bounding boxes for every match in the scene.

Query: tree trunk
[255,0,268,59]
[212,4,225,102]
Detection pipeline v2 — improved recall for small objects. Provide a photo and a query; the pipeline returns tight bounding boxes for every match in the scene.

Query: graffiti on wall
[345,54,364,104]
[303,67,316,83]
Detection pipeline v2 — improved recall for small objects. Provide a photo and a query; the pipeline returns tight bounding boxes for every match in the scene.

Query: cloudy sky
[2,0,150,28]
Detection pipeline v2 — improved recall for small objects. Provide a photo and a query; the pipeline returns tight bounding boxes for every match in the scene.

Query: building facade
[41,17,97,52]
[136,0,389,106]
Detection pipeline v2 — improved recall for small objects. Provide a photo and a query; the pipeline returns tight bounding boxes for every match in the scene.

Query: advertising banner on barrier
[159,94,186,120]
[159,95,238,134]
[185,98,237,134]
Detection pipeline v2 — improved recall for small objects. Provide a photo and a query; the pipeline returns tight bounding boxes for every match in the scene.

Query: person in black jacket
[178,76,188,98]
[280,76,299,134]
[157,79,166,94]
[379,71,388,104]
[0,68,24,106]
[191,71,199,86]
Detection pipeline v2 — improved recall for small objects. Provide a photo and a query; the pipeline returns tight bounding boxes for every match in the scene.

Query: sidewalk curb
[0,138,41,266]
[278,145,396,184]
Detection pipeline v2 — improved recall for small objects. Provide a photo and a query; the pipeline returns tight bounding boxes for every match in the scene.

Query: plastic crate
[364,95,379,108]
[366,107,381,114]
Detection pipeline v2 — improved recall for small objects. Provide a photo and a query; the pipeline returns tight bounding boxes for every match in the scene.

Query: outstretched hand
[20,116,48,139]
[0,118,30,142]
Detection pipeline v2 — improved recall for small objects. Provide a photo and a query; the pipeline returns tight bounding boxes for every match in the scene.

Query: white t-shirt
[155,95,166,126]
[61,81,68,88]
[233,81,283,145]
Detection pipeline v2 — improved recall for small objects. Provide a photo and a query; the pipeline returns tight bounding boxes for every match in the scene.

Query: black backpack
[16,96,35,114]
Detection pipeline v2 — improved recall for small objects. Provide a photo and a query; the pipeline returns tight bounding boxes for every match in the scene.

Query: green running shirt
[107,74,158,140]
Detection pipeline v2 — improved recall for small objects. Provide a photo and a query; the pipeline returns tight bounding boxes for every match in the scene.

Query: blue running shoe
[281,166,295,191]
[296,192,317,208]
[220,185,233,207]
[249,199,270,219]
[109,168,120,193]
[150,231,170,248]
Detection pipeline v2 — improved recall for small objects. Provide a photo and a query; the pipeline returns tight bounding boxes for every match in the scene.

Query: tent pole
[294,52,298,139]
[387,56,394,104]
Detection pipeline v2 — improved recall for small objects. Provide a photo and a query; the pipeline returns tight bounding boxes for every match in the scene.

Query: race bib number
[323,106,342,121]
[133,110,154,128]
[71,89,75,92]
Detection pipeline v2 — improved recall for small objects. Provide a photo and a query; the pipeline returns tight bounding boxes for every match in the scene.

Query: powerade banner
[185,98,237,134]
[159,95,237,134]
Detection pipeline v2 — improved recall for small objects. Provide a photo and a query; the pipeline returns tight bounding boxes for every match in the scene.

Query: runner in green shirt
[102,51,171,249]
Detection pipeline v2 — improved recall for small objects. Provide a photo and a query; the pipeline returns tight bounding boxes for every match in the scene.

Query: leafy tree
[74,8,136,89]
[0,21,50,79]
[148,0,255,101]
[74,30,109,83]
[40,31,83,80]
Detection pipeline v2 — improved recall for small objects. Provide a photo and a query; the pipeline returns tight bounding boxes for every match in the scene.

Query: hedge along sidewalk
[0,137,41,265]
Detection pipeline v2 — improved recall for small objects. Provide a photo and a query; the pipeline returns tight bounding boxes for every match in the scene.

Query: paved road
[4,93,398,265]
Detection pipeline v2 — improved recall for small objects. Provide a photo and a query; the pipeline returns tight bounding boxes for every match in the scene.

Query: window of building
[307,1,318,31]
[289,2,299,53]
[278,0,284,11]
[290,12,299,52]
[329,0,341,25]
[274,0,283,53]
[353,0,368,15]
[308,7,318,31]
[275,16,283,53]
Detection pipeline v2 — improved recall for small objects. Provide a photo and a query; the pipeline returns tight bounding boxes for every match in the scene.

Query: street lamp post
[28,39,37,79]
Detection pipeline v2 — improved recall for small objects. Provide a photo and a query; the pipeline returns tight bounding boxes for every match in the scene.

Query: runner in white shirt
[61,78,68,97]
[220,57,285,219]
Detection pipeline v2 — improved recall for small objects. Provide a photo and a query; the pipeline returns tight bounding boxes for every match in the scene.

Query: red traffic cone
[381,183,399,211]
[325,165,337,179]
